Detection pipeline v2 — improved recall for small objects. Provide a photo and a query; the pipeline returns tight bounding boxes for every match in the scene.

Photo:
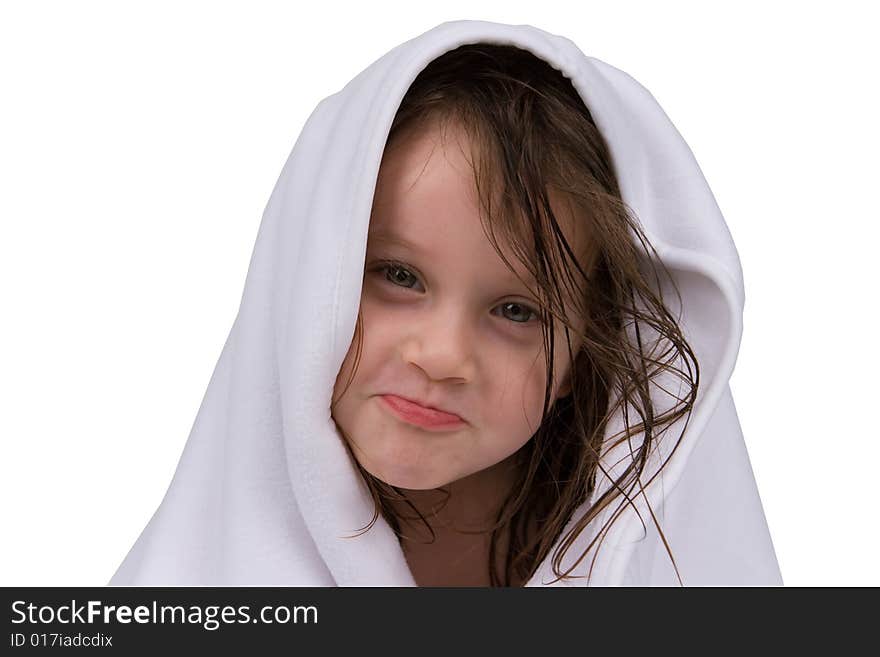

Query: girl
[109,20,782,587]
[331,43,697,587]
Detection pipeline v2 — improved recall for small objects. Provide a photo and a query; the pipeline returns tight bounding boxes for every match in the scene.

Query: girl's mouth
[378,395,466,431]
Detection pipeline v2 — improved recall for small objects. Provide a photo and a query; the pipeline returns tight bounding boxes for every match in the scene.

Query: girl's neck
[391,454,525,586]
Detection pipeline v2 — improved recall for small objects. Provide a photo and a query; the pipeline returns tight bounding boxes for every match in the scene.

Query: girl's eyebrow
[368,228,537,286]
[366,230,427,254]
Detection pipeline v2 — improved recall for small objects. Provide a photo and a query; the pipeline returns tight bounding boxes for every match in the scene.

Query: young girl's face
[332,119,587,490]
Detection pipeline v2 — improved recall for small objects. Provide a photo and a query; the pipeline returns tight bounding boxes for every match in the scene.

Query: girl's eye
[373,260,540,325]
[382,262,420,289]
[496,302,538,324]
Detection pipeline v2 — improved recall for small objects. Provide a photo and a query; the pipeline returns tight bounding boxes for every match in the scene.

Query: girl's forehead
[373,116,594,276]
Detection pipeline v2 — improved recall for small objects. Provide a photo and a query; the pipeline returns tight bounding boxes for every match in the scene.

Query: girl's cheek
[358,296,417,355]
[359,293,404,328]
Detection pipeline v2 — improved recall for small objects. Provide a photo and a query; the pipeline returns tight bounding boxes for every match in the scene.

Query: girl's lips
[379,394,465,430]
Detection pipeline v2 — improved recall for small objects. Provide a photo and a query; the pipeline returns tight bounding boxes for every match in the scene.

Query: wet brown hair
[331,43,699,586]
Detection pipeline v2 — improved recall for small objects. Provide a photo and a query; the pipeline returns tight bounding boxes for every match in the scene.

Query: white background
[2,1,877,586]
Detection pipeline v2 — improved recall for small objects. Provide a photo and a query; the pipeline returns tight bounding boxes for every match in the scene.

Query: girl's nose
[399,306,476,383]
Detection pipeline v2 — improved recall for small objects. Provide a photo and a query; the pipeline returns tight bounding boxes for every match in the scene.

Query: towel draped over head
[109,19,782,586]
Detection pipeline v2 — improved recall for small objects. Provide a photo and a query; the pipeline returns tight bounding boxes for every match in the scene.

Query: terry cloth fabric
[109,19,782,586]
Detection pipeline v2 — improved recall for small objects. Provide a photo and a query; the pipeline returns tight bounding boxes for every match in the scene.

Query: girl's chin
[356,459,451,491]
[373,471,445,491]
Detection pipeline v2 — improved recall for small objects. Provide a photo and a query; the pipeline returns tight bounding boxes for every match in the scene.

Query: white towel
[108,19,782,587]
